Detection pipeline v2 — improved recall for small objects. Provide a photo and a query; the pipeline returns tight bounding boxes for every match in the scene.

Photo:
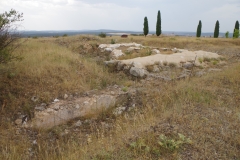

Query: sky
[1,0,240,32]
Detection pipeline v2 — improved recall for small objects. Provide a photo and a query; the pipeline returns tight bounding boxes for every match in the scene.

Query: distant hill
[20,29,230,38]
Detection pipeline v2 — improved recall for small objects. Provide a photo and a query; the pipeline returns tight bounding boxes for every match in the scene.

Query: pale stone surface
[152,49,161,54]
[120,50,221,69]
[130,67,148,78]
[64,94,68,99]
[32,88,131,129]
[98,43,142,50]
[104,48,113,52]
[111,49,125,59]
[153,65,160,73]
[15,119,22,125]
[113,107,126,116]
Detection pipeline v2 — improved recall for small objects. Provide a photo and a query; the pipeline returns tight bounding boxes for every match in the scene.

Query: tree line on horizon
[143,11,239,38]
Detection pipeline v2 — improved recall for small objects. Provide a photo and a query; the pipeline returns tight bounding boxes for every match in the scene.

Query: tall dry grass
[0,37,129,115]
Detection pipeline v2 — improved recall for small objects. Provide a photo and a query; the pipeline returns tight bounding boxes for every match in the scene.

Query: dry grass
[0,37,129,115]
[0,35,240,160]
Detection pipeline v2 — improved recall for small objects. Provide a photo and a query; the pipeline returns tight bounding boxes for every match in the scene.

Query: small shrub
[32,36,38,39]
[53,35,59,38]
[154,61,160,65]
[145,48,152,56]
[98,32,106,38]
[7,72,16,79]
[122,87,128,92]
[163,61,168,66]
[212,60,218,65]
[124,51,131,55]
[62,34,68,37]
[198,58,203,63]
[203,57,211,62]
[130,139,150,153]
[110,39,116,44]
[146,65,154,72]
[218,57,226,61]
[169,62,177,68]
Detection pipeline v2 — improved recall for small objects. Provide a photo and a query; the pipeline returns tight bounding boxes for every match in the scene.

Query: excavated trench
[30,43,226,129]
[31,86,137,129]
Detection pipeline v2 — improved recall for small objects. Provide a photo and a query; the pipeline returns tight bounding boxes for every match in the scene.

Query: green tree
[143,17,149,37]
[214,20,219,38]
[233,29,239,38]
[225,31,229,38]
[196,20,202,37]
[156,10,162,36]
[0,9,23,64]
[233,20,239,38]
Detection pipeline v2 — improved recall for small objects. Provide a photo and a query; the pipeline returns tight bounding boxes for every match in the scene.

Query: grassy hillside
[0,35,240,159]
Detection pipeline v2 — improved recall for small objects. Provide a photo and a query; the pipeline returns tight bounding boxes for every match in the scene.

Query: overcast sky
[1,0,240,32]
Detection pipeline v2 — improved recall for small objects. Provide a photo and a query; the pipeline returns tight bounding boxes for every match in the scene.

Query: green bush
[225,31,229,38]
[98,32,106,38]
[0,9,23,64]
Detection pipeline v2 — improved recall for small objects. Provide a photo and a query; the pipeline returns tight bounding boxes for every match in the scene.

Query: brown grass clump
[145,65,154,72]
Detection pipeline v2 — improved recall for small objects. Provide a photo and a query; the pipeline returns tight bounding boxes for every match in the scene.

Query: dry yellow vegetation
[0,35,240,159]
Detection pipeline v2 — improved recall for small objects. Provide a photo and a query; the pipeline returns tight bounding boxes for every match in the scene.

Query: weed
[154,61,160,65]
[124,51,131,55]
[110,39,116,44]
[203,57,211,62]
[130,138,150,153]
[168,62,177,68]
[158,133,192,152]
[198,58,203,63]
[7,72,16,79]
[163,61,168,66]
[145,48,152,55]
[169,37,176,41]
[212,60,218,65]
[93,150,112,160]
[218,57,226,61]
[122,87,128,92]
[146,65,154,72]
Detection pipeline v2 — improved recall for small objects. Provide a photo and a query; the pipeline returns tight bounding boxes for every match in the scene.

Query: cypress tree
[214,20,219,38]
[233,20,239,38]
[196,20,202,37]
[143,17,149,37]
[156,10,162,36]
